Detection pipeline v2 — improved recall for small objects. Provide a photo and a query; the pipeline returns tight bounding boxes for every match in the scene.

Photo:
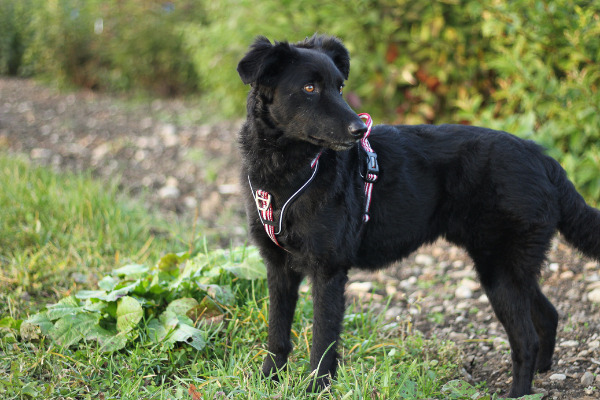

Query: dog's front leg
[262,259,304,381]
[308,268,348,392]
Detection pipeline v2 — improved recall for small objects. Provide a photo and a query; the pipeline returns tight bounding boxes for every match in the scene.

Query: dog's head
[237,34,367,151]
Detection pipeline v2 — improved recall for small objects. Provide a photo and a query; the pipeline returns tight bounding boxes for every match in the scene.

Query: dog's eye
[304,84,315,93]
[339,86,344,95]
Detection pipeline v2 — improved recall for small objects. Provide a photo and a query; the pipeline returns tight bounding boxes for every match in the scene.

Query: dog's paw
[306,375,330,393]
[534,351,554,373]
[535,359,553,373]
[261,354,287,381]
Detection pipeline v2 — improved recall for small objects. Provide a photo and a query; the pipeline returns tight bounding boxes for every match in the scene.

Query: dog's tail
[545,156,600,260]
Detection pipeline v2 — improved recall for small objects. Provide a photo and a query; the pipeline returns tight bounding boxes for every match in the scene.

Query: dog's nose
[348,121,368,139]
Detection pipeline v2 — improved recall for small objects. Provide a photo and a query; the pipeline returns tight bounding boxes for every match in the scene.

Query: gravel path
[2,77,599,399]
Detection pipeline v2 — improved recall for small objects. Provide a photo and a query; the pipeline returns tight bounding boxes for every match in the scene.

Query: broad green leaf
[75,290,107,300]
[181,254,209,277]
[440,380,481,399]
[98,275,119,291]
[105,280,140,302]
[83,299,108,313]
[148,315,206,350]
[168,323,206,351]
[147,319,168,343]
[166,298,199,318]
[197,283,234,305]
[158,252,189,275]
[49,313,101,347]
[522,395,544,400]
[175,314,194,327]
[193,296,225,328]
[156,271,176,286]
[23,313,53,335]
[116,296,143,333]
[195,296,222,320]
[222,248,266,280]
[105,302,118,319]
[45,296,83,320]
[159,310,179,329]
[112,264,148,277]
[148,274,166,295]
[88,325,128,352]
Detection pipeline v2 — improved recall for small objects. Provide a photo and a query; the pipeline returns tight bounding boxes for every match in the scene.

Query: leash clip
[361,150,379,183]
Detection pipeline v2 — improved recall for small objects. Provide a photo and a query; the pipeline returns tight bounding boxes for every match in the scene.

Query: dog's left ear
[301,34,351,80]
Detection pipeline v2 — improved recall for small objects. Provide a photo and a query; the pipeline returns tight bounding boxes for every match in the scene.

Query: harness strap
[358,113,377,223]
[248,152,322,250]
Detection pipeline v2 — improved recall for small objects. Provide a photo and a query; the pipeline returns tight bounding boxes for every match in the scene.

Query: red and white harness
[357,113,377,223]
[249,113,378,249]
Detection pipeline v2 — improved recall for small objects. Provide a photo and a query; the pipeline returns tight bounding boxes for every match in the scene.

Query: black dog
[236,34,600,397]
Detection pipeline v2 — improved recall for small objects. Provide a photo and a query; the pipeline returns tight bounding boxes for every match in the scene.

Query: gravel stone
[550,374,567,381]
[455,285,473,299]
[588,288,600,303]
[581,371,594,386]
[347,281,373,293]
[415,254,434,266]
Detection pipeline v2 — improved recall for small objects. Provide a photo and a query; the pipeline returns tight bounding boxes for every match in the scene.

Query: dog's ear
[319,36,351,80]
[237,36,295,86]
[300,34,350,80]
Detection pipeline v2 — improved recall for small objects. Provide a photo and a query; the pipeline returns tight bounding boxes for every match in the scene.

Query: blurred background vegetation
[1,0,598,202]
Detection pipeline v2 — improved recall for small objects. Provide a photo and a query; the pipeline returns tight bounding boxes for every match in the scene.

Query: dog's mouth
[308,135,357,151]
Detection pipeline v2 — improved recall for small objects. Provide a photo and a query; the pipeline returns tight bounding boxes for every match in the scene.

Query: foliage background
[1,0,598,201]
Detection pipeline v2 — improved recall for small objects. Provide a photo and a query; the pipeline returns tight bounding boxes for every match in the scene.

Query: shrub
[24,0,103,88]
[0,0,34,75]
[181,0,494,121]
[96,1,204,95]
[22,0,203,94]
[462,0,600,203]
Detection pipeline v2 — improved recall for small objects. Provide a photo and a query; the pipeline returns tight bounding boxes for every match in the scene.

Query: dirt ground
[1,77,599,399]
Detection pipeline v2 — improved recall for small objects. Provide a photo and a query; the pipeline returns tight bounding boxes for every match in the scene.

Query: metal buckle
[255,191,272,212]
[361,150,379,183]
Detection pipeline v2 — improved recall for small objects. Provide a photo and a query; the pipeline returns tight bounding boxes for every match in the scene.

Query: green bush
[182,0,493,121]
[24,0,103,87]
[21,0,203,94]
[96,1,204,95]
[0,0,34,75]
[462,0,600,203]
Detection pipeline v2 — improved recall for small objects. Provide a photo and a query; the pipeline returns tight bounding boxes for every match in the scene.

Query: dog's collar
[248,113,377,250]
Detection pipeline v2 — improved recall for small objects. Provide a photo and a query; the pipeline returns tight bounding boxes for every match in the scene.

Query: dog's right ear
[237,36,294,86]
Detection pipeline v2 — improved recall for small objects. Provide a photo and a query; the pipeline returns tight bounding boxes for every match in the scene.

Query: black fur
[237,34,600,397]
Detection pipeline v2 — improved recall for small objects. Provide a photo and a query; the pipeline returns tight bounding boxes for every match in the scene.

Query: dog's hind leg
[307,268,348,392]
[471,249,544,398]
[262,261,304,381]
[531,284,558,372]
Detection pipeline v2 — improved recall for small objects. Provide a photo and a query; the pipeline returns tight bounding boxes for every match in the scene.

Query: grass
[0,152,503,399]
[0,153,185,316]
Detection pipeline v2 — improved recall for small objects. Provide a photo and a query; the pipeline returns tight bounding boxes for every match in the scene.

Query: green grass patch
[0,153,184,316]
[0,153,537,399]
